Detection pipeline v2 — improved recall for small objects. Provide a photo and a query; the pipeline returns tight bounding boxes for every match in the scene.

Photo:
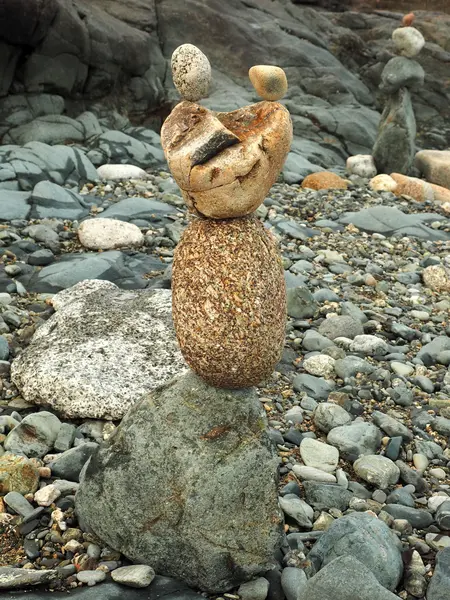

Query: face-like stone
[161,101,292,219]
[172,215,286,388]
[249,65,288,101]
[171,44,211,102]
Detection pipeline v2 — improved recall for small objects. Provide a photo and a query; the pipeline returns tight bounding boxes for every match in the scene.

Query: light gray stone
[281,567,307,600]
[313,403,351,433]
[318,316,363,340]
[238,577,269,600]
[0,567,58,589]
[279,494,314,528]
[110,565,156,588]
[49,443,98,482]
[353,455,400,489]
[75,371,283,593]
[327,422,381,459]
[427,547,450,600]
[349,335,389,356]
[11,280,186,419]
[300,438,338,473]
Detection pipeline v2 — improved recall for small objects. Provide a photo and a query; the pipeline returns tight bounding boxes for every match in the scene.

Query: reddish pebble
[402,12,415,27]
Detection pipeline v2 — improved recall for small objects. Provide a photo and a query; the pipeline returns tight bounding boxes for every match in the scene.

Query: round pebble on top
[171,44,211,102]
[249,65,288,101]
[392,27,425,58]
[402,12,415,27]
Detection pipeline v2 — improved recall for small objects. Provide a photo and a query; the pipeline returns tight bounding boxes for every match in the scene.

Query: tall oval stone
[172,215,286,388]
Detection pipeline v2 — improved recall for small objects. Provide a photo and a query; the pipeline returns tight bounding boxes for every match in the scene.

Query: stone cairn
[161,45,292,388]
[372,21,425,175]
[76,45,292,592]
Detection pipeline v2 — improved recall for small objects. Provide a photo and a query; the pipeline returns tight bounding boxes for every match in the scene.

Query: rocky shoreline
[1,162,449,599]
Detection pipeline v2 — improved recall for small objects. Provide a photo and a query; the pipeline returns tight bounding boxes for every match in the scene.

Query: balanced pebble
[171,44,211,102]
[392,27,425,58]
[249,65,288,101]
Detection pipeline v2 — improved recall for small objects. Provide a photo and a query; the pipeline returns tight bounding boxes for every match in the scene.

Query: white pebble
[346,155,377,179]
[78,218,144,250]
[34,484,61,507]
[97,164,149,181]
[392,26,425,58]
[171,44,211,102]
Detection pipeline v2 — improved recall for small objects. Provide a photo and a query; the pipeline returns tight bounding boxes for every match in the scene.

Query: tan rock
[391,172,450,204]
[161,101,292,219]
[301,171,348,191]
[172,215,286,388]
[171,44,211,102]
[369,174,398,192]
[78,218,144,250]
[422,265,450,293]
[249,65,288,101]
[415,150,450,190]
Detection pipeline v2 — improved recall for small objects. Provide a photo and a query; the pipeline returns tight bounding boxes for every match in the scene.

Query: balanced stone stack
[372,24,426,175]
[162,50,292,388]
[75,46,292,592]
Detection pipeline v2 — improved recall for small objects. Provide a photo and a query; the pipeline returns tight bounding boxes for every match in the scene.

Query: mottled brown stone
[301,172,348,191]
[172,215,286,388]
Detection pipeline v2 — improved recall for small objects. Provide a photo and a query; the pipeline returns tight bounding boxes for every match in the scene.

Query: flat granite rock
[11,280,186,419]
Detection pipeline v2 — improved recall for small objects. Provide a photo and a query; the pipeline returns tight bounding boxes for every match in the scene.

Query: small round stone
[392,27,425,58]
[171,44,211,102]
[369,174,398,192]
[248,65,288,101]
[402,12,415,27]
[346,155,377,179]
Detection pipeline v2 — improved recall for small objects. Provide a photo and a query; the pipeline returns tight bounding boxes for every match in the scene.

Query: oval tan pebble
[301,171,348,191]
[369,174,398,193]
[172,215,286,388]
[171,44,211,102]
[249,65,288,101]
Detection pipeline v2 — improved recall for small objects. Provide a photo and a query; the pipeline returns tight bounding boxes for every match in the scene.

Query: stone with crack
[161,100,292,219]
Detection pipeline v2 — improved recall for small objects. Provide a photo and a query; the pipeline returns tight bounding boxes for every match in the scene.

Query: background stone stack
[372,24,426,175]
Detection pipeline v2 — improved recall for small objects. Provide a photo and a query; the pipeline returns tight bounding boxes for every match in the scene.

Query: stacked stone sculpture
[75,45,291,593]
[372,23,425,175]
[161,44,292,388]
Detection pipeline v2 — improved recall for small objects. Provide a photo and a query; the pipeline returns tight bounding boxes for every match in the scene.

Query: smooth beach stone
[161,100,292,219]
[78,218,144,250]
[172,215,286,388]
[392,27,425,58]
[171,44,211,102]
[346,155,377,179]
[370,174,398,192]
[249,65,288,101]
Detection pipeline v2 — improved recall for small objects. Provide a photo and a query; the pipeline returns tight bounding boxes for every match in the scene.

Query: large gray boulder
[75,371,284,592]
[11,280,186,419]
[307,512,403,591]
[427,547,450,600]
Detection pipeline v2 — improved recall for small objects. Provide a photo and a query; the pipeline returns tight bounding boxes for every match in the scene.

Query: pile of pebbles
[0,169,450,599]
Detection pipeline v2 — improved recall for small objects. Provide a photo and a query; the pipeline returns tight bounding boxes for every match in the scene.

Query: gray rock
[88,130,164,168]
[417,336,450,365]
[0,336,9,360]
[373,88,416,175]
[110,565,156,588]
[307,512,403,591]
[371,411,413,441]
[31,181,91,220]
[436,501,450,531]
[298,556,400,600]
[313,403,351,433]
[4,115,85,146]
[427,547,450,600]
[338,206,449,241]
[395,460,428,493]
[4,411,61,458]
[302,331,334,352]
[299,438,339,473]
[279,494,314,528]
[0,567,58,589]
[386,488,415,508]
[11,281,186,420]
[341,301,368,324]
[383,505,433,529]
[49,442,98,482]
[28,249,55,266]
[318,316,363,340]
[77,570,106,586]
[54,423,76,452]
[293,374,334,401]
[349,335,389,356]
[380,56,425,95]
[75,371,283,593]
[286,287,317,319]
[282,152,321,184]
[353,455,400,489]
[334,356,375,379]
[100,197,179,223]
[23,224,60,254]
[3,491,34,516]
[433,416,450,437]
[327,422,381,459]
[275,221,319,241]
[238,578,269,600]
[0,190,31,221]
[302,482,353,511]
[281,567,307,600]
[390,386,413,407]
